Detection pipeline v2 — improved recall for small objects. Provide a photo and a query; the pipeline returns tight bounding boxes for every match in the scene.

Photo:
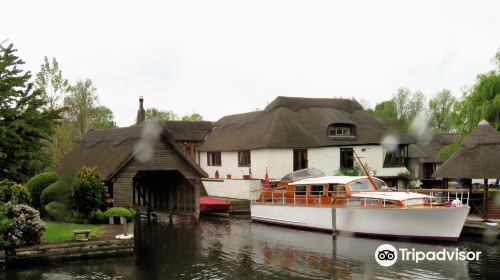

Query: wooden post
[194,179,200,223]
[483,178,489,220]
[331,203,337,237]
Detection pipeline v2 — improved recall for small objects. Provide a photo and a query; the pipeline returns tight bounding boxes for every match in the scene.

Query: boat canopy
[351,192,432,201]
[290,176,384,185]
[281,168,325,182]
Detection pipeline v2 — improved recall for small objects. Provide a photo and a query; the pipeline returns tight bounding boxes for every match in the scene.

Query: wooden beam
[483,178,489,220]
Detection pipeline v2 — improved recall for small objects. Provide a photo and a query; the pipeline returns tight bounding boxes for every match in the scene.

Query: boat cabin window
[295,185,307,196]
[282,173,293,182]
[364,198,379,206]
[348,198,362,205]
[383,200,397,207]
[349,179,375,191]
[406,198,424,206]
[310,185,323,196]
[375,179,388,190]
[328,184,346,197]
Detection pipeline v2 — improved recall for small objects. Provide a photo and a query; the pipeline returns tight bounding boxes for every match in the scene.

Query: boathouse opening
[133,170,197,214]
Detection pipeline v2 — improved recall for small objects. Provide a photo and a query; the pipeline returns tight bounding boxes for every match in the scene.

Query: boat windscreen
[281,168,325,182]
[349,179,375,191]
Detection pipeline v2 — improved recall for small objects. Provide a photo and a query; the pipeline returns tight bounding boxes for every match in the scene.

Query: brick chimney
[136,96,145,125]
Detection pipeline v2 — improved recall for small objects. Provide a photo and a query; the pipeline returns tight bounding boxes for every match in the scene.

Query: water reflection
[2,217,499,279]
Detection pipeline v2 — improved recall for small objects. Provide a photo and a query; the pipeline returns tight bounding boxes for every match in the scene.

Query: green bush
[0,179,31,205]
[89,210,107,224]
[44,201,69,221]
[26,172,60,209]
[128,208,137,217]
[70,210,88,224]
[104,207,133,219]
[40,180,71,210]
[72,166,106,215]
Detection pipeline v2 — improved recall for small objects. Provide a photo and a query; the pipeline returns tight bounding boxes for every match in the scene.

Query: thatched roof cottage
[199,96,414,199]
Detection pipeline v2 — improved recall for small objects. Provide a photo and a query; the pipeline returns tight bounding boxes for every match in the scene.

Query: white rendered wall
[200,149,293,180]
[307,145,408,177]
[251,149,293,180]
[200,146,409,180]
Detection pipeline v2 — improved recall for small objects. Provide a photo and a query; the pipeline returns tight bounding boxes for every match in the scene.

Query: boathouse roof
[200,96,413,151]
[432,120,500,179]
[57,121,210,181]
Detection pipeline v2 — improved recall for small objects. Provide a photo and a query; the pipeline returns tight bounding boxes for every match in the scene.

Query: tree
[65,79,98,137]
[372,88,426,131]
[437,48,500,161]
[71,166,106,215]
[181,113,203,121]
[451,71,500,134]
[372,100,398,128]
[145,108,178,121]
[89,105,116,129]
[0,44,63,182]
[428,89,456,132]
[35,56,69,109]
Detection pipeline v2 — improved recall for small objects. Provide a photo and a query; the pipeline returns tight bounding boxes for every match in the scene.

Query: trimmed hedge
[104,207,133,218]
[26,172,60,209]
[44,201,69,221]
[40,180,71,209]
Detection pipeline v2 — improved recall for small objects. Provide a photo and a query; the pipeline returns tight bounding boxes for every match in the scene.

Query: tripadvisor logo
[375,244,481,267]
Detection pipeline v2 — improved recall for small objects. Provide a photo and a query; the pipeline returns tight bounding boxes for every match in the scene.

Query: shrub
[397,171,418,189]
[44,201,69,221]
[3,203,45,247]
[128,208,137,218]
[104,207,133,219]
[0,179,31,205]
[72,166,106,215]
[26,172,60,209]
[89,210,107,224]
[70,210,88,224]
[40,180,71,210]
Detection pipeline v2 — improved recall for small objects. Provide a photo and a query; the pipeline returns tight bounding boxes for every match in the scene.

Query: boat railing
[250,188,470,208]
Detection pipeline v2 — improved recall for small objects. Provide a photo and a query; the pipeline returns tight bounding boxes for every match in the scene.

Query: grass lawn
[43,221,102,241]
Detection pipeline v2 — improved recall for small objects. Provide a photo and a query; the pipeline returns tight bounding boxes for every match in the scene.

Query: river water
[3,217,499,279]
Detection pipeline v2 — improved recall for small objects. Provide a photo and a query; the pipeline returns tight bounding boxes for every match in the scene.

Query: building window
[383,145,408,168]
[340,148,354,169]
[238,150,251,167]
[328,123,356,138]
[207,152,221,166]
[293,149,308,171]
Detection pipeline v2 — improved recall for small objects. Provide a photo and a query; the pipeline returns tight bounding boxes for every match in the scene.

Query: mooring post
[194,179,201,224]
[332,200,337,237]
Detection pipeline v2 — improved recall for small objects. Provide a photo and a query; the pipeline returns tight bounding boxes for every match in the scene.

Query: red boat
[200,196,230,214]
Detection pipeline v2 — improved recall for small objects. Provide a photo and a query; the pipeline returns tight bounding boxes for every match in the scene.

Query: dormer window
[328,123,356,138]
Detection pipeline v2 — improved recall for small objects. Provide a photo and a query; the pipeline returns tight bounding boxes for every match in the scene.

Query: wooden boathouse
[57,116,209,220]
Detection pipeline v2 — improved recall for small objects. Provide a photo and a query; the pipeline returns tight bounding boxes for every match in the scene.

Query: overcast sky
[3,0,500,126]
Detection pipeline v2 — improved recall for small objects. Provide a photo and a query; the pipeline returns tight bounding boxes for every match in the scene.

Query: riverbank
[2,223,134,269]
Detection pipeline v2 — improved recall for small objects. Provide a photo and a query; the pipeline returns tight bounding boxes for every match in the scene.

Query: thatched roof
[200,96,413,151]
[162,121,212,142]
[432,120,500,179]
[407,133,458,163]
[57,121,209,181]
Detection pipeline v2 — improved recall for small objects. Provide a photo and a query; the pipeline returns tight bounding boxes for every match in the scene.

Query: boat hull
[251,204,332,231]
[251,204,470,240]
